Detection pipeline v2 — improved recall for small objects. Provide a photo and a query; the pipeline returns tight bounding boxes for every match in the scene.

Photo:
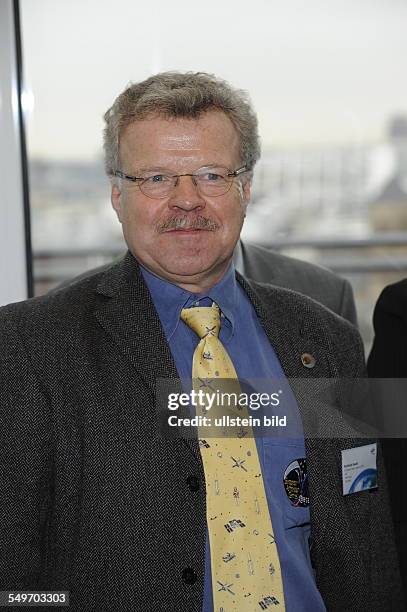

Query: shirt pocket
[261,438,315,574]
[261,438,310,529]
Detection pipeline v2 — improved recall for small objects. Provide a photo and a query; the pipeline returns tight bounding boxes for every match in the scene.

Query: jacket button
[301,353,316,368]
[182,567,197,585]
[186,475,200,492]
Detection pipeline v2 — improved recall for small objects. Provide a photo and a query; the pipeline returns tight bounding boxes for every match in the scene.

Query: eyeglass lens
[140,167,233,198]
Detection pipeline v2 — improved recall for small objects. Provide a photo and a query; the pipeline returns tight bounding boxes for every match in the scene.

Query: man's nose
[168,175,206,210]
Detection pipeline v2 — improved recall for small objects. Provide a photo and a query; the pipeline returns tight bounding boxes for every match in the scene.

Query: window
[20,0,407,349]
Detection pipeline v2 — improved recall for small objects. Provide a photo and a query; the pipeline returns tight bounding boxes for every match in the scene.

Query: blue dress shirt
[141,263,326,612]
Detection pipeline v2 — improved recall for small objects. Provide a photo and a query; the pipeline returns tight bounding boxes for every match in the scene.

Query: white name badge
[341,443,378,495]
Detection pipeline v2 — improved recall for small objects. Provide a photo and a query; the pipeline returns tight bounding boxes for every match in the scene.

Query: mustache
[157,216,219,232]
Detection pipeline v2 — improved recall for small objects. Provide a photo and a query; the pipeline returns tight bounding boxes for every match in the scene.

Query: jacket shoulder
[377,278,407,310]
[241,241,357,324]
[242,241,343,282]
[0,263,111,333]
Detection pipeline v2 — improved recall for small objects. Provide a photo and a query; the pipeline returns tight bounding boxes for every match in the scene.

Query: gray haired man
[0,72,403,611]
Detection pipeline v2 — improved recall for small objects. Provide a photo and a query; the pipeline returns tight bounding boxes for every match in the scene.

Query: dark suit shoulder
[241,241,357,324]
[376,278,407,315]
[368,278,407,378]
[243,241,344,282]
[0,264,113,349]
[0,253,142,352]
[1,267,102,318]
[0,263,123,394]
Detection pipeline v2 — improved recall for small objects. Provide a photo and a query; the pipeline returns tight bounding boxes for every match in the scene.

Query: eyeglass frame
[111,165,249,199]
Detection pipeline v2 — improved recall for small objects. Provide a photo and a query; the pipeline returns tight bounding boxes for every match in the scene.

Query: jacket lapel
[236,273,348,442]
[236,273,344,543]
[93,251,203,466]
[94,251,178,385]
[237,272,334,378]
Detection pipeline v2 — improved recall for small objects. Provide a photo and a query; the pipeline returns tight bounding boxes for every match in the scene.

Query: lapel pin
[301,353,316,368]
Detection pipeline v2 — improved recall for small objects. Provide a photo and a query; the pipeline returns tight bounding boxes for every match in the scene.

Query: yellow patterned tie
[181,302,285,612]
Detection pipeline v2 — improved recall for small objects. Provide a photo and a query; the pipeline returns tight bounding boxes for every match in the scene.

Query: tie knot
[181,303,221,339]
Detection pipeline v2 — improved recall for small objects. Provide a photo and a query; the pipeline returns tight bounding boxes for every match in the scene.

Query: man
[0,72,402,611]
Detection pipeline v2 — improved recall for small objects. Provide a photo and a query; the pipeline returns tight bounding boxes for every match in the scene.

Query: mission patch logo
[283,458,310,507]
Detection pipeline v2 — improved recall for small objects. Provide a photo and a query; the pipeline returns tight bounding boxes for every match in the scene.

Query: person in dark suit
[235,241,357,324]
[368,279,407,377]
[0,72,403,611]
[368,278,407,602]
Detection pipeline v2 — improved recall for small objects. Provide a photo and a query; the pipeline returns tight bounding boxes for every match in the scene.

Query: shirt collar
[140,263,238,342]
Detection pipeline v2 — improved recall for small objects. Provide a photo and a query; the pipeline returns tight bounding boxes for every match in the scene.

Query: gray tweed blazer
[0,252,403,611]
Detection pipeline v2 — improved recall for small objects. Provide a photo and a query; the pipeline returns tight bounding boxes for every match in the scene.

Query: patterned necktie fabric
[180,302,285,611]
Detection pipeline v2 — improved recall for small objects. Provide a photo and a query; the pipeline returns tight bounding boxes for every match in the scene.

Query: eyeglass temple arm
[112,170,143,182]
[228,166,248,177]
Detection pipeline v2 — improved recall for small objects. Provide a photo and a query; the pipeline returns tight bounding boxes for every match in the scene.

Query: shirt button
[186,475,200,492]
[182,567,198,585]
[301,353,316,368]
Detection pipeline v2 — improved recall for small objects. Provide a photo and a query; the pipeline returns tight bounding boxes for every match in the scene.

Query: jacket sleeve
[0,311,53,589]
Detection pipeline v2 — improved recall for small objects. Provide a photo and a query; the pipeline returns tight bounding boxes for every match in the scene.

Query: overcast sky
[20,0,407,160]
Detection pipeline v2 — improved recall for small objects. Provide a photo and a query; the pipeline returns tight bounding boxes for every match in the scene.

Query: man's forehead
[119,111,240,165]
[154,132,200,152]
[121,111,238,145]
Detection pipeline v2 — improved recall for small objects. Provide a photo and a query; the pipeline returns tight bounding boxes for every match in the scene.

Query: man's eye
[203,172,223,182]
[145,174,167,183]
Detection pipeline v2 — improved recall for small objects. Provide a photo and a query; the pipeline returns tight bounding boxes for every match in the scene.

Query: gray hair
[103,71,260,176]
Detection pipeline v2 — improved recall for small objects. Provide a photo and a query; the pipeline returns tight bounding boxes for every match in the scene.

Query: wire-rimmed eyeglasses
[112,165,248,199]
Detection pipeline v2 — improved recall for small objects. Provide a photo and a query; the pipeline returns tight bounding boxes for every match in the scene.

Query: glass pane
[20,0,407,349]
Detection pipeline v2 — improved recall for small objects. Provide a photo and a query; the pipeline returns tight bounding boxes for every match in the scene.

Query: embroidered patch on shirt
[283,458,309,507]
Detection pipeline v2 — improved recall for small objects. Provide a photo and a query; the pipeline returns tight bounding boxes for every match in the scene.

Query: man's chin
[160,260,220,279]
[131,242,234,286]
[150,254,232,285]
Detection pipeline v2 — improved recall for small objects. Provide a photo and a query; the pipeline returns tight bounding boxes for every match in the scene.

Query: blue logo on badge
[348,468,377,493]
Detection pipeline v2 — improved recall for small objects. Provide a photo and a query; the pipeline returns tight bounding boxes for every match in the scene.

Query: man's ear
[242,176,252,209]
[111,182,123,223]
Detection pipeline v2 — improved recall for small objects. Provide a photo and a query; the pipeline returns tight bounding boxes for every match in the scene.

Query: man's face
[111,111,251,290]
